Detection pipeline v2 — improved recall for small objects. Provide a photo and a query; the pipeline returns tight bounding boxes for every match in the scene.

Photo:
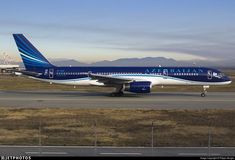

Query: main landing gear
[201,85,209,97]
[110,85,124,97]
[110,91,124,97]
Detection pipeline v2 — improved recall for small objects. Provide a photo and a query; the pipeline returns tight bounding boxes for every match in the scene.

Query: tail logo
[13,34,53,70]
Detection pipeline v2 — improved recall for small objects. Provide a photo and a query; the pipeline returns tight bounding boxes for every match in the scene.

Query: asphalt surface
[0,90,234,109]
[0,146,234,157]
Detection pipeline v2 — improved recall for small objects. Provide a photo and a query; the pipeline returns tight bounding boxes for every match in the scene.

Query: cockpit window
[212,72,224,78]
[218,73,225,77]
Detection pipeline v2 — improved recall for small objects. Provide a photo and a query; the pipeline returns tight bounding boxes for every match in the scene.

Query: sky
[0,0,235,63]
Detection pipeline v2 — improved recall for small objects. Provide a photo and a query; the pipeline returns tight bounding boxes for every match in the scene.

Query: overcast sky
[0,0,235,63]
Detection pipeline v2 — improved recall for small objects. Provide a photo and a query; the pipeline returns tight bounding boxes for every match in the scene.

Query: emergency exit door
[49,68,54,79]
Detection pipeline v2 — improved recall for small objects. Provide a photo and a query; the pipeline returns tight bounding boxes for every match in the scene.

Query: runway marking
[25,152,38,154]
[99,152,142,155]
[178,153,220,156]
[25,151,67,155]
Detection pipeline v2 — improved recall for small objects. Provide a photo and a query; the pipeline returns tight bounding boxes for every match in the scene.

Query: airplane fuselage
[30,66,231,86]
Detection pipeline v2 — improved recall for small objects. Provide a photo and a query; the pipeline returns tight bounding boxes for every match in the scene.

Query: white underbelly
[31,77,104,86]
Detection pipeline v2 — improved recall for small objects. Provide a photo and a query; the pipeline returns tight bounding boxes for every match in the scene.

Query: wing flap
[89,73,133,84]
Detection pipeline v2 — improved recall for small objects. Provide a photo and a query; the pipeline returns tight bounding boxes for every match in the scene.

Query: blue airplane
[13,34,232,97]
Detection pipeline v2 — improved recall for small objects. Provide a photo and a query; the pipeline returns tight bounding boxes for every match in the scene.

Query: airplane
[13,34,232,97]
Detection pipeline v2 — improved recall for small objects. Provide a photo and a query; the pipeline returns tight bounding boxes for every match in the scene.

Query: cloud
[1,19,235,61]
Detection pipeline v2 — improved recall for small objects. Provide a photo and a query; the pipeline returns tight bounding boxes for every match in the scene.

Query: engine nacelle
[124,81,152,93]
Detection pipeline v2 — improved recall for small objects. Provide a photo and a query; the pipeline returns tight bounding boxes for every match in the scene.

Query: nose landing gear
[201,92,206,97]
[201,85,209,97]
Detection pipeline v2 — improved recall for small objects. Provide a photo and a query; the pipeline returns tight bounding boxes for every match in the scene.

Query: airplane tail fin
[13,34,54,71]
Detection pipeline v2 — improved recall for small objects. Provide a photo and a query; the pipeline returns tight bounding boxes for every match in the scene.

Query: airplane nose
[224,76,232,84]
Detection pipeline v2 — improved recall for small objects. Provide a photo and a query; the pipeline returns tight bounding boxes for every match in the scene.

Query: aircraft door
[207,70,212,80]
[163,69,168,76]
[49,68,54,79]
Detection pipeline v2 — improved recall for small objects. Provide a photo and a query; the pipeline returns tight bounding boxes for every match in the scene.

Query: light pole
[39,119,42,155]
[151,121,154,148]
[208,127,211,156]
[94,120,97,155]
[151,121,154,156]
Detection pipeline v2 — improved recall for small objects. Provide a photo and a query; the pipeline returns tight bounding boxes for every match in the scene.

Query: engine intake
[124,81,152,93]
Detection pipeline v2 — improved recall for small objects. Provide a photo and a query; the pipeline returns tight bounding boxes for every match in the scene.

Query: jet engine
[124,81,152,93]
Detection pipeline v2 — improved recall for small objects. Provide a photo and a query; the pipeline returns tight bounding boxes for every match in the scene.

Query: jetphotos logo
[1,156,31,160]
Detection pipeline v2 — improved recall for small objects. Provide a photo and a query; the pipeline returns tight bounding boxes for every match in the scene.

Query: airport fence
[0,117,233,147]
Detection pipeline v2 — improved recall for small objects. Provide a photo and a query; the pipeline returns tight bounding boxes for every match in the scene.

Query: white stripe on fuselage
[30,75,231,86]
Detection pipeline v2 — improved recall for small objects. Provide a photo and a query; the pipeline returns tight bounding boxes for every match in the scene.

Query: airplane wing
[89,73,133,84]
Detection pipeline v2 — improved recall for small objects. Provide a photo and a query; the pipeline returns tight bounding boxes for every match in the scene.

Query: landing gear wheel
[110,93,115,97]
[118,92,124,96]
[110,91,124,97]
[201,93,206,97]
[201,85,209,97]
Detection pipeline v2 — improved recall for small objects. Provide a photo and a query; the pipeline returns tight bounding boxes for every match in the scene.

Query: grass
[0,108,234,147]
[0,74,110,91]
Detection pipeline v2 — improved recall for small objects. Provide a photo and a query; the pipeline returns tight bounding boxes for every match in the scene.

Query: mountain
[92,57,190,66]
[17,59,87,68]
[3,57,235,68]
[49,59,87,66]
[49,57,235,68]
[49,57,195,67]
